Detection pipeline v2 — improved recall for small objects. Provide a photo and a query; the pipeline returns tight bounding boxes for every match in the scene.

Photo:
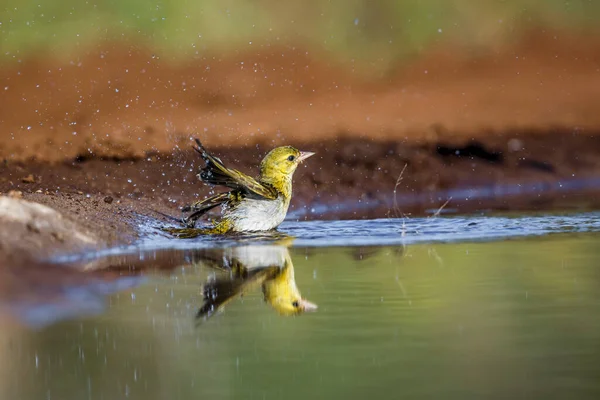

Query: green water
[3,233,600,399]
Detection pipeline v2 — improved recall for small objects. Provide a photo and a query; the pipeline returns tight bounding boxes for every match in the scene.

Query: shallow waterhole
[2,213,600,399]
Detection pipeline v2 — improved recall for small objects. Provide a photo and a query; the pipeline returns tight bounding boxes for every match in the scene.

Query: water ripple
[52,212,600,263]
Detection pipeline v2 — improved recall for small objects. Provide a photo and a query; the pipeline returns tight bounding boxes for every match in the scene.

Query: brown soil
[2,30,600,262]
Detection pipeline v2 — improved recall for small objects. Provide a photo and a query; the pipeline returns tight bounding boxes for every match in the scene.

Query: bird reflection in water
[95,236,317,322]
[194,243,318,320]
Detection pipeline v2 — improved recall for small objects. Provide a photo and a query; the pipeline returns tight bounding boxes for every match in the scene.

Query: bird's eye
[292,301,299,308]
[287,155,295,162]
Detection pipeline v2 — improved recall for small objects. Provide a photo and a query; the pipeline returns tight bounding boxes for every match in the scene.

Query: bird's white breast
[224,196,289,232]
[225,245,287,269]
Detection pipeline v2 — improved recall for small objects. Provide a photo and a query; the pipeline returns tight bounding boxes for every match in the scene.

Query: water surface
[2,214,600,399]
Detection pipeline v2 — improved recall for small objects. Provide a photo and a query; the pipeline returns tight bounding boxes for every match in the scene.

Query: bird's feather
[196,266,279,320]
[193,139,278,200]
[183,192,230,227]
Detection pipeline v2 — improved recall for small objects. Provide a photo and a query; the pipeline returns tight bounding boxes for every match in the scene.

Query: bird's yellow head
[259,146,315,184]
[262,263,318,316]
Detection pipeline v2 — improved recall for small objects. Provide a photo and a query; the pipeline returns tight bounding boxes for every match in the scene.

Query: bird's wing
[193,138,278,200]
[196,266,279,320]
[182,192,231,227]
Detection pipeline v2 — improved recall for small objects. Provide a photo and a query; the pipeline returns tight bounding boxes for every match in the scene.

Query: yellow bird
[196,244,317,319]
[165,139,314,238]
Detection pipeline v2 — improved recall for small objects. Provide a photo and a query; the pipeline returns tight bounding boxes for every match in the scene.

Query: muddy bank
[2,130,600,254]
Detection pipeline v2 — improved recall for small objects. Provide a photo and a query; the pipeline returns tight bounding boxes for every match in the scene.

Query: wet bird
[165,139,314,238]
[197,244,318,319]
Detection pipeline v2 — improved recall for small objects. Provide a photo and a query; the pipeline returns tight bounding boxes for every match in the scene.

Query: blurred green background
[1,0,598,65]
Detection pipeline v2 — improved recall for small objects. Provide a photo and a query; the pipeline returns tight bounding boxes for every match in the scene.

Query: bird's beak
[298,298,318,312]
[297,151,315,163]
